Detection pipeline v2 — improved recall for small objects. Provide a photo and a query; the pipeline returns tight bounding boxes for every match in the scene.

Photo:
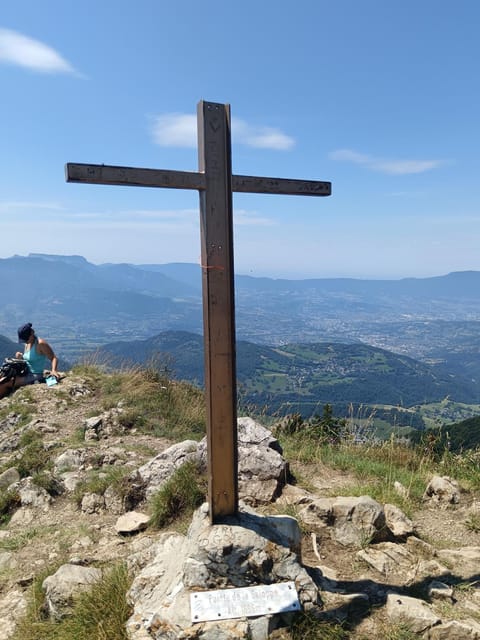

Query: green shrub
[149,460,206,529]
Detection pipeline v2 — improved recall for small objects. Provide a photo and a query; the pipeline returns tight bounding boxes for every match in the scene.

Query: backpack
[0,358,29,383]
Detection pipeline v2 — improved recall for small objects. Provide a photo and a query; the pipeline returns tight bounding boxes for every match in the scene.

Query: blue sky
[1,1,479,279]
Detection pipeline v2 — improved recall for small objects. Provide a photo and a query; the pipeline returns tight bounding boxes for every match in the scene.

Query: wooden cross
[66,100,331,524]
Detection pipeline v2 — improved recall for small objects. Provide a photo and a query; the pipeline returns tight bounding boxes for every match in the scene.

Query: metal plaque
[190,581,300,623]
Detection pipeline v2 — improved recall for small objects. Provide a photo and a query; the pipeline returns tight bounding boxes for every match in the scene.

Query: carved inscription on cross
[66,100,331,524]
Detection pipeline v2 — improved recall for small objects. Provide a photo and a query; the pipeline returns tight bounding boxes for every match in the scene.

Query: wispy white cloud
[151,114,197,148]
[0,28,76,74]
[0,200,65,213]
[234,208,274,226]
[329,148,445,175]
[233,119,294,150]
[73,207,273,228]
[387,190,428,197]
[2,203,272,229]
[151,113,295,150]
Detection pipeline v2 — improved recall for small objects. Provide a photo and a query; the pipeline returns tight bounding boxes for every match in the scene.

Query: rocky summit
[0,371,480,639]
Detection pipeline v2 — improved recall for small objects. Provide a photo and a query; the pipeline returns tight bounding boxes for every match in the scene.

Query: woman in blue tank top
[0,323,59,398]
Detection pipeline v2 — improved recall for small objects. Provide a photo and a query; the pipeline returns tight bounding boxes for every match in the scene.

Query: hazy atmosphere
[1,1,480,278]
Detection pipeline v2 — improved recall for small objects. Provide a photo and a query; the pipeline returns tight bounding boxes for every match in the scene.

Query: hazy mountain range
[2,253,480,430]
[2,254,480,352]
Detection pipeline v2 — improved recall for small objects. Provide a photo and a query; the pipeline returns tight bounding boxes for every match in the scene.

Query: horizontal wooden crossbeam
[65,163,331,197]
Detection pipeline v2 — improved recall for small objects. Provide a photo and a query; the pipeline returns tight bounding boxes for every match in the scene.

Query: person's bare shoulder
[37,338,54,354]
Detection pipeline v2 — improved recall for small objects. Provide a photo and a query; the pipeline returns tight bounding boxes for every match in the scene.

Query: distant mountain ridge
[2,253,480,372]
[20,253,480,299]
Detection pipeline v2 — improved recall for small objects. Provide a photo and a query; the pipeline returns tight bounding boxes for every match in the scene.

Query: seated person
[0,323,59,398]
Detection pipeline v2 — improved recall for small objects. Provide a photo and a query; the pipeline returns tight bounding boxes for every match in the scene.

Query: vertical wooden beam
[197,100,238,523]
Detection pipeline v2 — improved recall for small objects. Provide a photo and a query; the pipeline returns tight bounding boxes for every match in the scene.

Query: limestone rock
[425,619,480,639]
[115,511,150,535]
[406,535,436,558]
[60,471,83,492]
[384,503,414,538]
[331,496,385,546]
[42,563,102,619]
[237,443,287,504]
[237,416,282,453]
[300,495,388,546]
[198,419,288,505]
[406,559,450,583]
[437,547,480,579]
[137,420,288,507]
[126,503,321,639]
[423,475,461,504]
[385,592,441,633]
[275,484,314,507]
[428,580,454,602]
[393,480,409,499]
[8,507,35,527]
[54,448,84,473]
[357,542,414,576]
[0,551,16,571]
[137,440,200,499]
[84,416,102,431]
[321,592,370,622]
[13,477,51,510]
[0,589,27,640]
[81,492,105,514]
[0,466,20,490]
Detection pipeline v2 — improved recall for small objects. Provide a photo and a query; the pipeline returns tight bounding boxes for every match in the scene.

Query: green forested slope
[96,331,480,414]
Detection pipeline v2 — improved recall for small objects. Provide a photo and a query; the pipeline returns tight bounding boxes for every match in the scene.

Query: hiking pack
[0,358,29,383]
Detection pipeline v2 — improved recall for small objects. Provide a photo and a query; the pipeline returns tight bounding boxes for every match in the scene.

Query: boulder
[357,542,414,576]
[126,503,320,640]
[237,417,282,453]
[137,440,200,499]
[237,443,287,504]
[384,503,414,538]
[199,418,288,505]
[13,477,51,510]
[42,563,102,619]
[54,449,84,473]
[115,511,150,535]
[423,475,461,504]
[137,420,288,506]
[436,547,480,580]
[385,592,441,633]
[0,467,20,490]
[80,492,105,514]
[425,619,480,639]
[300,495,388,546]
[0,551,16,571]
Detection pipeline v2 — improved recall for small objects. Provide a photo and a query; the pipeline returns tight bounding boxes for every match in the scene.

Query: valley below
[1,254,480,439]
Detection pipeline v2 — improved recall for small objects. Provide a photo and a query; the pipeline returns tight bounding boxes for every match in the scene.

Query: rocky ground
[0,373,479,639]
